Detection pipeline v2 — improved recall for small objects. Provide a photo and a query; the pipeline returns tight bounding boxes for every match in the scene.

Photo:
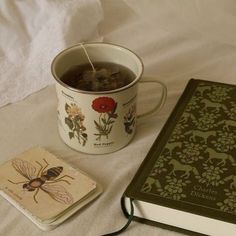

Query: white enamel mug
[51,43,167,154]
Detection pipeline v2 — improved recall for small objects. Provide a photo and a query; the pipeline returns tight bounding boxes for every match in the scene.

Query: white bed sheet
[0,1,236,235]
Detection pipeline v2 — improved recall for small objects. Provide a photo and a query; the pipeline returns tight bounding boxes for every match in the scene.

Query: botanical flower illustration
[66,103,84,118]
[169,123,188,142]
[211,131,236,152]
[157,176,190,200]
[150,154,169,177]
[176,141,206,164]
[140,83,236,209]
[65,103,87,146]
[207,86,232,102]
[124,105,136,134]
[217,189,236,214]
[92,97,118,141]
[193,111,220,130]
[196,163,227,187]
[185,96,201,112]
[226,101,236,120]
[92,97,116,113]
[196,84,212,96]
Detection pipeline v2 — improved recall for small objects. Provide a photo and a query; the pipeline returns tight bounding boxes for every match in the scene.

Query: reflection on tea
[60,62,136,91]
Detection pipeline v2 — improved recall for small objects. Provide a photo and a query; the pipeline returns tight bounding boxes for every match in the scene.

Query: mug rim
[51,42,144,94]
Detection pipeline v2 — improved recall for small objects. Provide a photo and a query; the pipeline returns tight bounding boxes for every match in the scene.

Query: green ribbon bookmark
[101,198,134,236]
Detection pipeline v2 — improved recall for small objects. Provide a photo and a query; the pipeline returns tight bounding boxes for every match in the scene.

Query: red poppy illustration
[92,97,118,141]
[92,97,116,113]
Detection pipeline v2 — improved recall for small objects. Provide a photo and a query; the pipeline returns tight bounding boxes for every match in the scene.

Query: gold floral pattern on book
[141,82,236,215]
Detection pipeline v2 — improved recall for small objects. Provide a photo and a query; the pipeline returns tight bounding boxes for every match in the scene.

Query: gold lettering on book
[190,185,217,201]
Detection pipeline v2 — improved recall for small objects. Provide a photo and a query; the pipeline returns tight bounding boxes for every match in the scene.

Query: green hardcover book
[122,79,236,236]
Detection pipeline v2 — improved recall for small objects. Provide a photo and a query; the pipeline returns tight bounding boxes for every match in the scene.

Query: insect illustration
[8,158,74,204]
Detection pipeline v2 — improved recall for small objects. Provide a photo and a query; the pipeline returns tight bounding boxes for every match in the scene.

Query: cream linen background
[0,1,236,236]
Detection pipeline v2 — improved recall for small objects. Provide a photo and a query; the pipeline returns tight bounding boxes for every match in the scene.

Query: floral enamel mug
[51,42,167,154]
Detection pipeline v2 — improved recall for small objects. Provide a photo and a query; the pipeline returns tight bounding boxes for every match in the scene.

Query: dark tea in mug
[60,62,136,91]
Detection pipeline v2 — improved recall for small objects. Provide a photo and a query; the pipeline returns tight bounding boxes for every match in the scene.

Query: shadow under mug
[51,42,167,154]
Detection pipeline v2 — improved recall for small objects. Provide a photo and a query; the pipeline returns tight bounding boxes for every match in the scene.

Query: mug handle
[137,76,167,119]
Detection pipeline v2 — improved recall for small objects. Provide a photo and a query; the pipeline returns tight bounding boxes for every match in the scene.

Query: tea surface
[60,62,136,91]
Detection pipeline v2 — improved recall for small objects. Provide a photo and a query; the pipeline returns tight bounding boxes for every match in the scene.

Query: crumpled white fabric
[0,0,103,107]
[1,0,236,108]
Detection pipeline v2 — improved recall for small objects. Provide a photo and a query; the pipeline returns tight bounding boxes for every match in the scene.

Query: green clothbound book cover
[124,79,236,226]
